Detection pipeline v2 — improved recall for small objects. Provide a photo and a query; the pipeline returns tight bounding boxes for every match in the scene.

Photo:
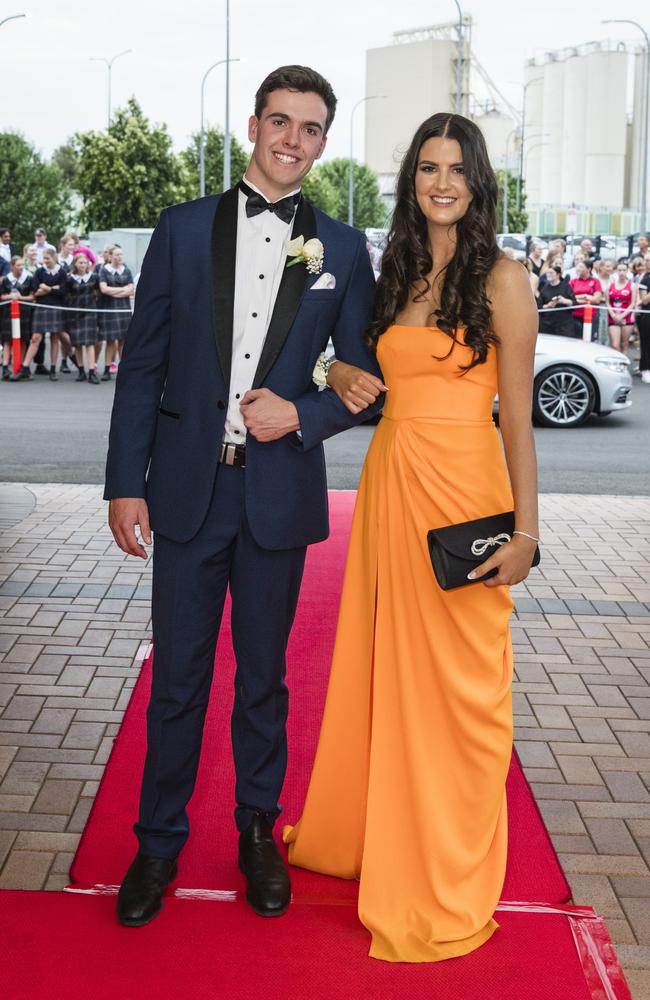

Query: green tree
[51,140,80,187]
[301,169,338,215]
[0,132,72,249]
[74,98,184,230]
[495,170,528,234]
[309,159,386,230]
[178,126,249,199]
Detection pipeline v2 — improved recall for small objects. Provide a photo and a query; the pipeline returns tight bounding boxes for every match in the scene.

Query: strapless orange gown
[284,325,515,963]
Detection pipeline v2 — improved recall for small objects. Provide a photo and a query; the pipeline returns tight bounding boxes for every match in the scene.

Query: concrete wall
[88,228,153,276]
[475,111,517,170]
[628,50,649,215]
[365,36,468,177]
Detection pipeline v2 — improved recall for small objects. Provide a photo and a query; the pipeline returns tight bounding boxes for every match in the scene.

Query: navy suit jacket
[104,189,383,549]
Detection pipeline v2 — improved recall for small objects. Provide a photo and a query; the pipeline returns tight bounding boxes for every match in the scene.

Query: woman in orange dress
[283,113,540,963]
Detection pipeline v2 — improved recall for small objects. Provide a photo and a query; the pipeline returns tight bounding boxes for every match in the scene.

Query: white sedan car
[497,334,632,428]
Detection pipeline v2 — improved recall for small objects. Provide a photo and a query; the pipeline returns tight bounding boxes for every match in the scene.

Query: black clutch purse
[427,511,540,591]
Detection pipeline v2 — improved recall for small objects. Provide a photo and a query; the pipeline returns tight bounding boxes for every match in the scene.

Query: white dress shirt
[223,176,300,445]
[33,241,55,264]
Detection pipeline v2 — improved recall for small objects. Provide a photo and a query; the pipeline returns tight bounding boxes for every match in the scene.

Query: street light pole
[451,1,464,115]
[348,95,386,228]
[89,49,132,128]
[223,0,232,192]
[0,13,29,30]
[516,76,544,212]
[602,19,650,234]
[200,57,240,198]
[524,142,549,179]
[502,129,517,234]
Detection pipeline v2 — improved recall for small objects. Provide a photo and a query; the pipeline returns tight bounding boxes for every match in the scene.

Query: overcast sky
[3,0,643,164]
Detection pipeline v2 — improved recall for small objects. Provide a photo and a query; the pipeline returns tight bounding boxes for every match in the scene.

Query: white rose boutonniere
[286,235,324,275]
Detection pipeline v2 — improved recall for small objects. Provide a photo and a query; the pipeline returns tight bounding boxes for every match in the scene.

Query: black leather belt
[220,442,246,468]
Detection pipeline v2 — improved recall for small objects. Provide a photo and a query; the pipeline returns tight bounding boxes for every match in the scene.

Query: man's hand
[239,388,300,442]
[108,498,152,559]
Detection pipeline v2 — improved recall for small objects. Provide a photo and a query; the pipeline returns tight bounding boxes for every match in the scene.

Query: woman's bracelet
[513,530,540,544]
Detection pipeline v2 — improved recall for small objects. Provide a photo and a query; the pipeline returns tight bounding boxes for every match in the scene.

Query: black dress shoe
[76,369,87,382]
[60,359,71,373]
[101,368,111,381]
[35,364,48,375]
[116,852,178,927]
[238,813,291,917]
[88,369,100,384]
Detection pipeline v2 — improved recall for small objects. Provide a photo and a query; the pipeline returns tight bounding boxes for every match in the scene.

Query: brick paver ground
[1,484,649,996]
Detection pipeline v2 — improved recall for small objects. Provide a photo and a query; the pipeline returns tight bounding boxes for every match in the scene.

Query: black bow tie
[238,179,300,225]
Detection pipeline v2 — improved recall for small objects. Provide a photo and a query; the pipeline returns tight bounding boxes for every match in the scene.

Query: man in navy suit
[105,65,384,927]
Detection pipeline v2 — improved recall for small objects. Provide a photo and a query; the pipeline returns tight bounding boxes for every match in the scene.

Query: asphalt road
[0,368,648,494]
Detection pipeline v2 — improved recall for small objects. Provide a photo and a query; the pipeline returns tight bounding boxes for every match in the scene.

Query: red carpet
[70,491,570,905]
[0,892,631,1000]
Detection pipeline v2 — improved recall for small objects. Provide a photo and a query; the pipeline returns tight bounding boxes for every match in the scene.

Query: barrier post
[582,305,593,343]
[10,299,22,373]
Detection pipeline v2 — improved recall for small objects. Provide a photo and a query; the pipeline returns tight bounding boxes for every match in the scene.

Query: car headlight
[594,357,630,373]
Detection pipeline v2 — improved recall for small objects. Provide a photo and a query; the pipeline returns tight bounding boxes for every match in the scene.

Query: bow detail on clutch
[470,533,512,557]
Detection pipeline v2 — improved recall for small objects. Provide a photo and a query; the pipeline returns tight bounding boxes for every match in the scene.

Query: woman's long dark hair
[368,113,500,369]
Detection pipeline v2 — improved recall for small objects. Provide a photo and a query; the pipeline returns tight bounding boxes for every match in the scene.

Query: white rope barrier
[0,300,132,314]
[536,302,640,314]
[2,301,645,314]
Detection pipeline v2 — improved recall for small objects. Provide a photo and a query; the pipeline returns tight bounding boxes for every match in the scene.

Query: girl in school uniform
[66,253,101,384]
[16,249,69,381]
[98,246,134,380]
[58,235,77,271]
[22,245,39,275]
[1,257,34,379]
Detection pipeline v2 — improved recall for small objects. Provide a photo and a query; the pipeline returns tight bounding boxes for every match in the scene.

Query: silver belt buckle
[220,442,236,466]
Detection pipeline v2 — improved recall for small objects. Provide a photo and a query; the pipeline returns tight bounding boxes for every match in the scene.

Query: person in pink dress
[607,261,637,356]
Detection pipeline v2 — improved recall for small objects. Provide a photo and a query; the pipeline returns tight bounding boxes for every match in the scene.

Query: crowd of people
[3,223,649,385]
[524,235,650,382]
[0,227,134,384]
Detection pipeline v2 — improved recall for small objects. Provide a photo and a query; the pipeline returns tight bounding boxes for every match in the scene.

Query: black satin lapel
[252,197,317,390]
[211,188,239,389]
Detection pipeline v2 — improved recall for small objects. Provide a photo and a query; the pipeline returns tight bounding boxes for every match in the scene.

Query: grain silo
[365,22,470,182]
[525,43,630,212]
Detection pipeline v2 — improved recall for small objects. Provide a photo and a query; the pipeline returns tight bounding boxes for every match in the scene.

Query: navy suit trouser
[134,462,307,859]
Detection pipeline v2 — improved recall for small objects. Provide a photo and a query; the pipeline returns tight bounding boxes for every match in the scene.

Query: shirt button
[217,400,225,410]
[265,237,271,243]
[235,393,240,399]
[245,353,251,359]
[234,429,240,434]
[259,274,264,279]
[252,312,258,318]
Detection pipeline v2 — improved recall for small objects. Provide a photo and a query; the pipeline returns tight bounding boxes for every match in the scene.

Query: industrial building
[524,41,647,235]
[365,26,649,234]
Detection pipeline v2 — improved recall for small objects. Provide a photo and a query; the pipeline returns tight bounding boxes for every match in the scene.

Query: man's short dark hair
[0,227,9,237]
[255,65,337,134]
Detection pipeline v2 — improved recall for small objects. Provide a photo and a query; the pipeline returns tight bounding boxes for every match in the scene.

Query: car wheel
[533,365,596,428]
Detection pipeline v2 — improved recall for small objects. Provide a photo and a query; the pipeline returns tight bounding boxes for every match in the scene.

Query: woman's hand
[327,361,387,415]
[468,534,538,588]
